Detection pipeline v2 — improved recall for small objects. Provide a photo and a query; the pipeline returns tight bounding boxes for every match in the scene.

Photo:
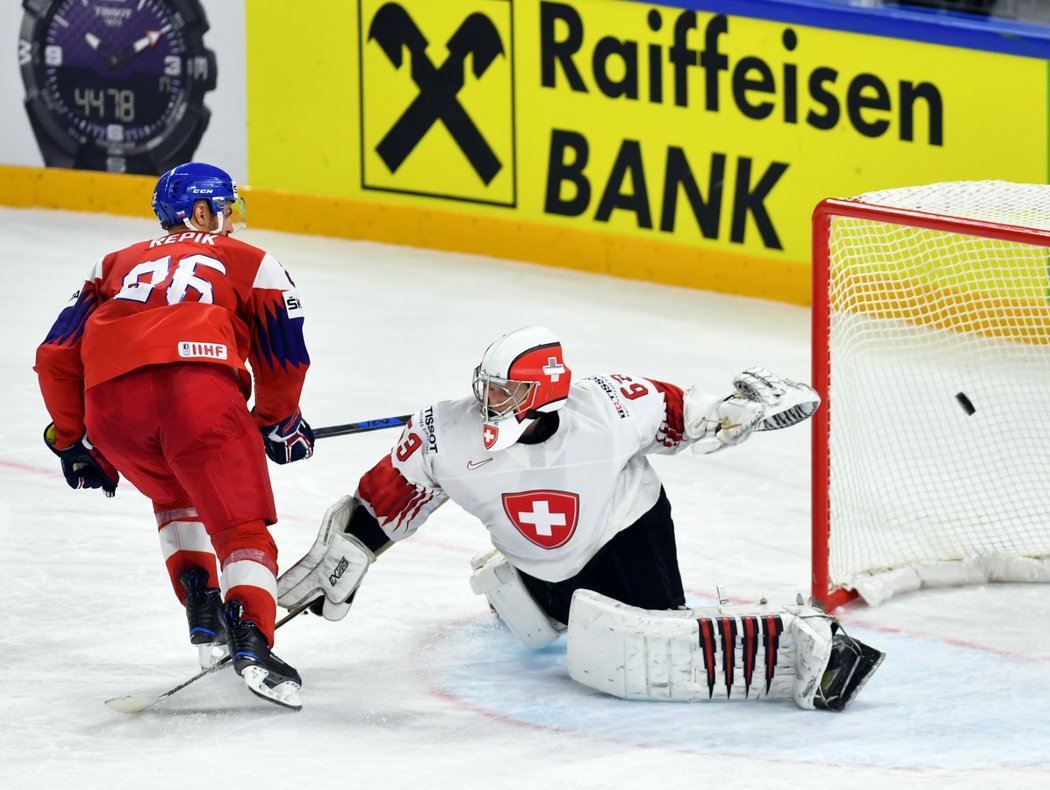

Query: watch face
[20,0,217,174]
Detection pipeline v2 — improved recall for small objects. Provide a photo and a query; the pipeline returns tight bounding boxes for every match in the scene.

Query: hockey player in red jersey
[35,162,312,710]
[278,326,884,711]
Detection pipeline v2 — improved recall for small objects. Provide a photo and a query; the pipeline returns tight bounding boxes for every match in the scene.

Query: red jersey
[36,229,310,448]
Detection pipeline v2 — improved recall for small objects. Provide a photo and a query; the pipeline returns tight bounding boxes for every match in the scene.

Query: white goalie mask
[472,326,572,452]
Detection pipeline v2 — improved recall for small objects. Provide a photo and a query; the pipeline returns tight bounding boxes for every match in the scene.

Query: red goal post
[811,181,1050,611]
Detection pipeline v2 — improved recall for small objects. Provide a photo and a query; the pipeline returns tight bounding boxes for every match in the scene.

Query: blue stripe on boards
[638,0,1050,58]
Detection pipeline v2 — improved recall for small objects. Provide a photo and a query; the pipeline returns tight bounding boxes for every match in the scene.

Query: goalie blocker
[277,495,375,621]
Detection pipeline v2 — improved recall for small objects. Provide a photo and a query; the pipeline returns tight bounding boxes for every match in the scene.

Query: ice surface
[1,207,1047,788]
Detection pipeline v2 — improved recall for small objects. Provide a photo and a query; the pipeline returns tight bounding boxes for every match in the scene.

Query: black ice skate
[813,626,886,711]
[179,567,229,669]
[223,600,302,711]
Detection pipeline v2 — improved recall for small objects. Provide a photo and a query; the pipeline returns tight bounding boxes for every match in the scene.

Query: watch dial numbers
[45,45,63,67]
[73,86,105,118]
[57,68,176,133]
[164,55,181,77]
[71,86,136,124]
[109,89,135,123]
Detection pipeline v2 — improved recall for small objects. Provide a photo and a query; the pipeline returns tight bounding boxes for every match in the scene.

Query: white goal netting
[818,180,1050,605]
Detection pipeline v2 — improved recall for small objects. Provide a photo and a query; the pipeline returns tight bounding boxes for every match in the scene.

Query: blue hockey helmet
[151,162,246,232]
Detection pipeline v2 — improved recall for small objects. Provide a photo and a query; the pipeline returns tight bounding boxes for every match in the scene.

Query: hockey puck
[955,392,976,416]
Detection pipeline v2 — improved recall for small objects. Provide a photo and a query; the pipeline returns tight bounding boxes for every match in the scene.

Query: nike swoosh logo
[467,458,494,470]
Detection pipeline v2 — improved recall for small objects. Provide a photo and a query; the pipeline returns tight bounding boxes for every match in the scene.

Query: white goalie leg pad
[788,609,836,710]
[469,550,564,649]
[566,590,834,709]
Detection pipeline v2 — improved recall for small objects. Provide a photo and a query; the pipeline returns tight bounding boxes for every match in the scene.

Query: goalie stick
[104,600,312,714]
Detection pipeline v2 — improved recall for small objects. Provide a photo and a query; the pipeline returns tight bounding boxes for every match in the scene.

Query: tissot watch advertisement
[7,0,244,176]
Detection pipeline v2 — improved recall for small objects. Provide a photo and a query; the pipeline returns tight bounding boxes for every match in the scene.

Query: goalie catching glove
[684,367,819,454]
[276,495,374,621]
[735,368,821,433]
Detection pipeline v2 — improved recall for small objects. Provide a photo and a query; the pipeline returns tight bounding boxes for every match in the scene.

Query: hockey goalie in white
[277,326,884,711]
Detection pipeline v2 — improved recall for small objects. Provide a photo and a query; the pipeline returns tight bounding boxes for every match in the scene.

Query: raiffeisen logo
[359,0,517,207]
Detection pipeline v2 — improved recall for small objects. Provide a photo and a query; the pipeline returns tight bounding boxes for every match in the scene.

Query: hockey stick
[104,599,313,714]
[313,415,412,440]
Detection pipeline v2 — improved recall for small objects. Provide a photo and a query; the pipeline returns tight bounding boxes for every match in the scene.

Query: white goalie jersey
[355,375,699,582]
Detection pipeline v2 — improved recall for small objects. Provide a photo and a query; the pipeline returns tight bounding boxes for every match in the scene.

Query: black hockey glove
[44,423,119,497]
[261,409,315,464]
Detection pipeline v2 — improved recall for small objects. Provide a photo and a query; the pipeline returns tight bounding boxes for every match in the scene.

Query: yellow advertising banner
[246,0,1048,301]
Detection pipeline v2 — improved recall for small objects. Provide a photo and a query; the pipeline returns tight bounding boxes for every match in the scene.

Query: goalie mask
[472,326,572,452]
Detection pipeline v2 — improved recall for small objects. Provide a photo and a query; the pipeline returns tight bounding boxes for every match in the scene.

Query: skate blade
[241,665,302,711]
[198,642,230,670]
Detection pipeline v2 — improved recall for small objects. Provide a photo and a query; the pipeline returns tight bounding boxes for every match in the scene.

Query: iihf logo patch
[178,341,228,360]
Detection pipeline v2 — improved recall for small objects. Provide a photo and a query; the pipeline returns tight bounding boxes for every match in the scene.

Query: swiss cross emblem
[501,490,579,549]
[543,356,566,382]
[483,423,499,450]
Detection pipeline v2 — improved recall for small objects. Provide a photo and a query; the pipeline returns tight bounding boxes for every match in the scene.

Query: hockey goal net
[812,180,1050,610]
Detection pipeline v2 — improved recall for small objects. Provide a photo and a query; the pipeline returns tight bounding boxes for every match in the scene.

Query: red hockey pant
[85,363,280,644]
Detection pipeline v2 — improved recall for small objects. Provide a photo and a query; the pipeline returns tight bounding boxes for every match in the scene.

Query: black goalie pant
[518,487,685,626]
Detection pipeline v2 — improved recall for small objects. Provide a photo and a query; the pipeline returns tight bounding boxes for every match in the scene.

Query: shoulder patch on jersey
[282,290,303,318]
[420,405,439,454]
[393,405,441,464]
[586,376,630,420]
